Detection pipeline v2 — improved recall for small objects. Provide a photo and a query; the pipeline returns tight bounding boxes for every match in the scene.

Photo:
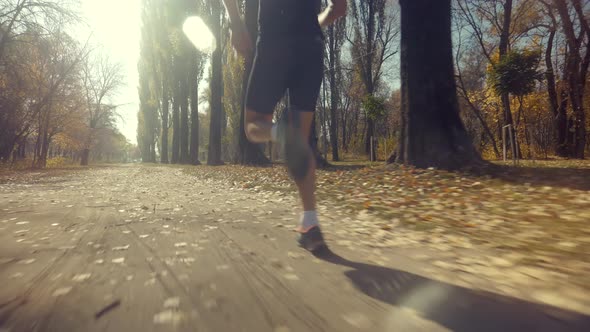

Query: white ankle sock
[300,210,319,231]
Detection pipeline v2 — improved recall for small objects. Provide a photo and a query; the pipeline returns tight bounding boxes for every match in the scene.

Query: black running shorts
[245,35,324,114]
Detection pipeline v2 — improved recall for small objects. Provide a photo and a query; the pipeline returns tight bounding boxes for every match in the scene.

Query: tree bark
[498,0,519,158]
[161,73,169,163]
[171,71,180,164]
[555,0,587,158]
[310,116,329,168]
[190,58,201,165]
[325,13,340,162]
[180,68,190,164]
[392,0,481,170]
[207,0,223,165]
[81,149,90,166]
[544,22,569,157]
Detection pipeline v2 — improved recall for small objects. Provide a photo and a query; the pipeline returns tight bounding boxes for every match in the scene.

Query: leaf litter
[182,160,590,304]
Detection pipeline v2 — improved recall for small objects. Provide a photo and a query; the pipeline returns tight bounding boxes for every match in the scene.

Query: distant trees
[80,52,124,165]
[454,0,590,160]
[348,0,399,161]
[137,0,211,165]
[0,0,129,167]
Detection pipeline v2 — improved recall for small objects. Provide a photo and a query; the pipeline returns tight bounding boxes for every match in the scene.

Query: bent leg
[244,109,273,143]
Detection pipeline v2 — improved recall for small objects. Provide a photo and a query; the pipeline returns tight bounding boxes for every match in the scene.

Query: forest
[0,0,136,168]
[1,0,589,169]
[136,0,590,169]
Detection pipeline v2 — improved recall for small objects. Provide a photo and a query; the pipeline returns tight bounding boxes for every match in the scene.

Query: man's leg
[287,36,325,251]
[244,108,273,143]
[289,110,324,251]
[290,111,316,225]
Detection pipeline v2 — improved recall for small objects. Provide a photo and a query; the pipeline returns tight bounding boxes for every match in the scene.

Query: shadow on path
[314,247,590,332]
[489,164,590,191]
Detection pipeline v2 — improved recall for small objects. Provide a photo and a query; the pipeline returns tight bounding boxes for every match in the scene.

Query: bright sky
[77,0,141,145]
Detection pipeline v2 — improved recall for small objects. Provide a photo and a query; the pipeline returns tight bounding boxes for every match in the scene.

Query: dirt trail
[0,164,588,331]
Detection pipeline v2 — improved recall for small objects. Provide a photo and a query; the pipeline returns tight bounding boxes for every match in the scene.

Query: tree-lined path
[1,165,589,331]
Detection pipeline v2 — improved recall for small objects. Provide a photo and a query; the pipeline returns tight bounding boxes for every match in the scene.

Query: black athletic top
[258,0,322,39]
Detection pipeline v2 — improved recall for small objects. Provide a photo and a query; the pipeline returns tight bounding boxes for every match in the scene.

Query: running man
[222,0,347,252]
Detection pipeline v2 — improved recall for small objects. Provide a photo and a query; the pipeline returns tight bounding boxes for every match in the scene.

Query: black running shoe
[277,110,312,181]
[297,226,327,252]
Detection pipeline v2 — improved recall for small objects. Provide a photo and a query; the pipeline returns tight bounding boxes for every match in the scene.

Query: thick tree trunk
[310,117,329,168]
[38,135,50,168]
[80,149,90,166]
[555,0,587,158]
[544,26,569,157]
[180,71,190,164]
[392,0,481,170]
[365,118,376,161]
[161,77,169,164]
[326,22,340,162]
[207,0,223,166]
[35,108,52,169]
[171,83,180,164]
[190,63,201,165]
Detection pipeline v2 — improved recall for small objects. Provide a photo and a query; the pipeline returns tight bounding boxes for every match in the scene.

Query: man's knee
[244,109,272,142]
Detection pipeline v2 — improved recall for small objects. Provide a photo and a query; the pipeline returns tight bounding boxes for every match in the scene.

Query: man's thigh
[288,37,324,114]
[245,39,291,116]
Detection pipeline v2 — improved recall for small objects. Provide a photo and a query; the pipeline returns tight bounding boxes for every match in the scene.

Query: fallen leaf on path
[284,274,299,281]
[153,310,184,325]
[164,297,180,309]
[72,273,91,282]
[52,287,72,297]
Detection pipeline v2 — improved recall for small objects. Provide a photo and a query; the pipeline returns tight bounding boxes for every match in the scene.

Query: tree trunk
[207,0,223,166]
[326,21,340,162]
[36,107,52,169]
[544,26,570,157]
[498,0,518,156]
[190,61,201,165]
[80,149,90,166]
[555,0,587,158]
[365,118,376,161]
[161,75,169,164]
[237,0,270,165]
[392,0,481,170]
[180,70,190,164]
[171,80,180,164]
[38,134,50,168]
[310,117,329,168]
